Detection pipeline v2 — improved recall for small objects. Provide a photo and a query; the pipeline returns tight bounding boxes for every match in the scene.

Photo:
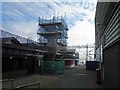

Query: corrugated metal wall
[95,2,120,88]
[103,40,120,88]
[103,3,120,48]
[103,3,120,87]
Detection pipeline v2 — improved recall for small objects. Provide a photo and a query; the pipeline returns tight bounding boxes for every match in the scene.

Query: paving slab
[2,65,107,88]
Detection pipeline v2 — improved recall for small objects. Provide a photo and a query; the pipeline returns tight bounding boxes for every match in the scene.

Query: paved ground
[2,64,106,88]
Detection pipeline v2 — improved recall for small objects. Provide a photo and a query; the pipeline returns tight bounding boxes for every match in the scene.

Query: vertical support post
[33,76,35,83]
[11,79,13,88]
[86,44,88,61]
[38,83,40,88]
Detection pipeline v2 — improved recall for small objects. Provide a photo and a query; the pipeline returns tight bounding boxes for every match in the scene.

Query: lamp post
[10,56,13,60]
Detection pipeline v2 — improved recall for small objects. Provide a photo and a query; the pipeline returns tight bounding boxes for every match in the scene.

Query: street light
[10,56,13,60]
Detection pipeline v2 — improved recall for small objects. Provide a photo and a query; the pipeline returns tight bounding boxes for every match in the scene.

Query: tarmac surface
[2,64,106,88]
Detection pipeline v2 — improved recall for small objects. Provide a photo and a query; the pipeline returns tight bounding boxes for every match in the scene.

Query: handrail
[15,82,40,89]
[0,30,38,44]
[1,78,14,88]
[0,79,14,82]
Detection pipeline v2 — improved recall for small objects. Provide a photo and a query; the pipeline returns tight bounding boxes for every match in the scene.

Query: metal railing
[1,78,14,88]
[1,78,40,89]
[0,30,38,44]
[39,16,67,25]
[38,16,68,30]
[14,82,40,89]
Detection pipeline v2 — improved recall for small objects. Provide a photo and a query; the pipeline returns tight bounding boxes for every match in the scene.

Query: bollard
[11,79,14,88]
[38,83,40,88]
[96,69,101,84]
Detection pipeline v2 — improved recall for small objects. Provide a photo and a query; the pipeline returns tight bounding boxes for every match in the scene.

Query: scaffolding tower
[37,16,69,60]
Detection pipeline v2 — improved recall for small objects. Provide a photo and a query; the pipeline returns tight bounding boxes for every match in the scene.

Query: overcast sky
[1,0,97,46]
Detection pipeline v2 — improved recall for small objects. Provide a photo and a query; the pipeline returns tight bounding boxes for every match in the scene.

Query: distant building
[59,49,79,68]
[95,2,120,88]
